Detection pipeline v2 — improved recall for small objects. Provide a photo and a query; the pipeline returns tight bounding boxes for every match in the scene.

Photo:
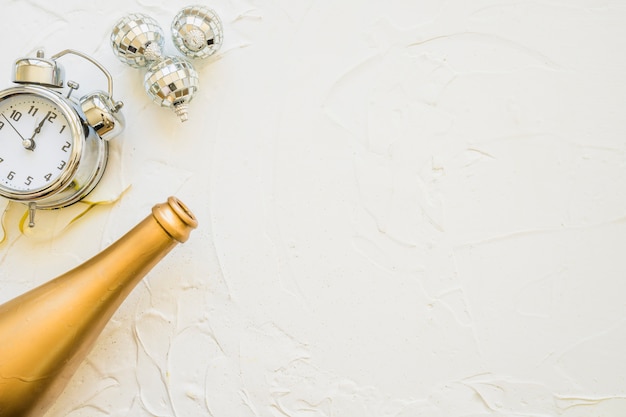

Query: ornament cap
[174,102,189,122]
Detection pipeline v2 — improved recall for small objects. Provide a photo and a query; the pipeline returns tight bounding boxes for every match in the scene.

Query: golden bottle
[0,196,198,417]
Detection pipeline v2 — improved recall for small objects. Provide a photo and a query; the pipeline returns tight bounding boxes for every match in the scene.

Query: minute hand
[1,113,34,150]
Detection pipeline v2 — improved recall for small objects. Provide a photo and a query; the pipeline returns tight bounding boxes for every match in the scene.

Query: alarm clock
[0,49,124,227]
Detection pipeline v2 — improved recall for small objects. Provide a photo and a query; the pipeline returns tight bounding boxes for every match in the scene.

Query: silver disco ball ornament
[171,6,223,59]
[144,56,199,122]
[111,13,165,68]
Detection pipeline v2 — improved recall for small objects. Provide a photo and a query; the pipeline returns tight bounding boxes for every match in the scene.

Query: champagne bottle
[0,196,198,417]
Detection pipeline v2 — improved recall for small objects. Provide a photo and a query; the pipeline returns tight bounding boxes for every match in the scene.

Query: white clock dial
[0,93,74,192]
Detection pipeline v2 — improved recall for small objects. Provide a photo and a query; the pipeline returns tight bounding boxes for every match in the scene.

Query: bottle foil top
[152,196,198,242]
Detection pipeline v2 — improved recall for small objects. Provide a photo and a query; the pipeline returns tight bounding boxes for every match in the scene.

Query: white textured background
[0,0,625,416]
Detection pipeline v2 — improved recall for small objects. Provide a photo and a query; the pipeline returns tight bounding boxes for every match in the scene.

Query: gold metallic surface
[0,197,197,417]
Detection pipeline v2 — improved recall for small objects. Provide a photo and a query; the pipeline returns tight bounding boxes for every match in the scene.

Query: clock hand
[1,113,34,150]
[27,111,51,150]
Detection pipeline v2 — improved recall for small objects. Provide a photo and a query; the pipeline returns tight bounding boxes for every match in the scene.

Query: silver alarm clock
[0,49,124,226]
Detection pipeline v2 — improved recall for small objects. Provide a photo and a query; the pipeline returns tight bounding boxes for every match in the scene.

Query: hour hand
[26,114,49,150]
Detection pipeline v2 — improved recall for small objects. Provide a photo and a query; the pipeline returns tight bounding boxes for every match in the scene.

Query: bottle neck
[67,215,179,309]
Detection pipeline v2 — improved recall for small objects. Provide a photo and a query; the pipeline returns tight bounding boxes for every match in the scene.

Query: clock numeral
[28,106,39,117]
[47,112,57,123]
[57,160,66,170]
[24,176,33,186]
[0,157,3,163]
[44,173,52,181]
[7,171,15,180]
[9,110,21,122]
[59,125,66,134]
[61,141,71,152]
[0,121,4,130]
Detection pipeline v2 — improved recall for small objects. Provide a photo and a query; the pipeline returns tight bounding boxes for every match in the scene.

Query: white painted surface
[0,0,625,415]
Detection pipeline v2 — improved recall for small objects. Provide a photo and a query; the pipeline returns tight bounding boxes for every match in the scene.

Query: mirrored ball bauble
[171,5,223,59]
[144,56,199,122]
[111,13,165,68]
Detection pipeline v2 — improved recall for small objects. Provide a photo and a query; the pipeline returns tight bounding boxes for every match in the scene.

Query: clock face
[0,93,75,193]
